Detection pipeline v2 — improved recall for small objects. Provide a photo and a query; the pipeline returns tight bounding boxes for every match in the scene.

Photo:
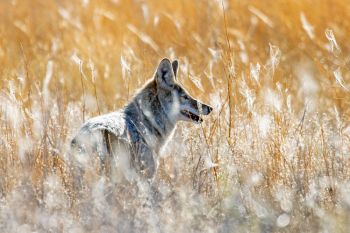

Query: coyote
[71,58,212,181]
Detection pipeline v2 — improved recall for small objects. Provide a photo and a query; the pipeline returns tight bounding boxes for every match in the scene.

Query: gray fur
[71,58,213,181]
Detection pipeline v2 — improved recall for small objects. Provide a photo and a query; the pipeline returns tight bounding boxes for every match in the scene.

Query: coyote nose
[207,105,213,114]
[203,104,213,115]
[197,102,213,115]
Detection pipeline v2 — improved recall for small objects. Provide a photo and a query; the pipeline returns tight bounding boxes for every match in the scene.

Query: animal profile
[71,58,213,182]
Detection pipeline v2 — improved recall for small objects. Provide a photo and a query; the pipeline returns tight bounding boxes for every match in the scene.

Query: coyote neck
[124,83,176,152]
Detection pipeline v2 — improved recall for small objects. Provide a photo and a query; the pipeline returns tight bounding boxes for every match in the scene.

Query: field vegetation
[0,0,350,232]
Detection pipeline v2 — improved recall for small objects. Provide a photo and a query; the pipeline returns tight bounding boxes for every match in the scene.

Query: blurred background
[1,0,349,111]
[0,0,350,232]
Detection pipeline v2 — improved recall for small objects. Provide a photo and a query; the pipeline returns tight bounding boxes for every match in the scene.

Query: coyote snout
[178,92,213,123]
[71,58,213,180]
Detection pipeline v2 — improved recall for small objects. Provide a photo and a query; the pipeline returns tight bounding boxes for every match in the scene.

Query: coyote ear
[155,58,175,89]
[172,60,178,78]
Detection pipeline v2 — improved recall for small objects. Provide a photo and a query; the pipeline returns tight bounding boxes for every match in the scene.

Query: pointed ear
[155,58,175,89]
[172,60,178,78]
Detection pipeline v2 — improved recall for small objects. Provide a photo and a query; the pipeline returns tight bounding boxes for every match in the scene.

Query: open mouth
[181,110,203,123]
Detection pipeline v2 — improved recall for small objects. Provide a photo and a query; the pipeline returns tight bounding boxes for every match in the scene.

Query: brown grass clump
[0,0,350,232]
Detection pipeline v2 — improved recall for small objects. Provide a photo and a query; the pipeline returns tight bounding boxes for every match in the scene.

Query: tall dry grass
[0,0,350,232]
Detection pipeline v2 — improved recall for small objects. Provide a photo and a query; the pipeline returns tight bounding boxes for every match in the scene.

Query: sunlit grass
[0,0,350,232]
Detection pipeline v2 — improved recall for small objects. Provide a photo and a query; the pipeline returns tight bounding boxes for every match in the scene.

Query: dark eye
[181,95,189,100]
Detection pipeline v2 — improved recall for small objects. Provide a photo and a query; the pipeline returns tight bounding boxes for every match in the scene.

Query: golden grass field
[1,0,350,232]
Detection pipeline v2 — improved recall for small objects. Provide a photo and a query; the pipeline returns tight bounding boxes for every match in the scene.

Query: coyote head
[155,58,213,123]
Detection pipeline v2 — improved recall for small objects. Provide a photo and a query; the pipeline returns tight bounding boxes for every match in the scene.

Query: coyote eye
[181,95,189,101]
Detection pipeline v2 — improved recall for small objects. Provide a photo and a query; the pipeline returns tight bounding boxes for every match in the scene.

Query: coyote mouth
[181,110,203,123]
